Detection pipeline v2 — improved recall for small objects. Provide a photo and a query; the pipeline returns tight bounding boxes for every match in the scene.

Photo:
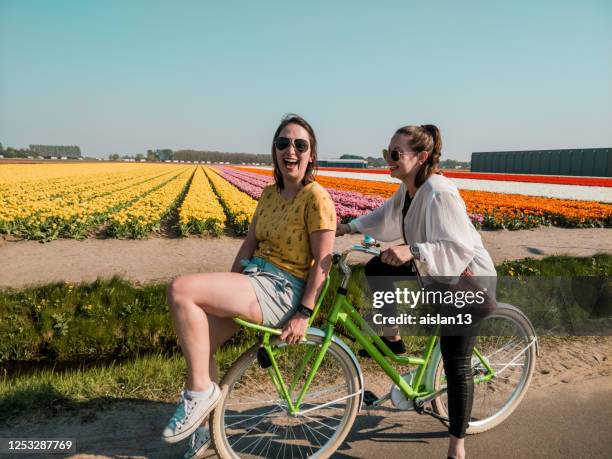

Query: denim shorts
[241,257,305,327]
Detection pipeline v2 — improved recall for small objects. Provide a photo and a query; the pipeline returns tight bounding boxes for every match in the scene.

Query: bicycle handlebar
[332,236,381,288]
[348,244,381,257]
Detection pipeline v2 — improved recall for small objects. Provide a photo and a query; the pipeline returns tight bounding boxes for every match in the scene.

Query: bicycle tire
[211,333,361,458]
[431,304,537,434]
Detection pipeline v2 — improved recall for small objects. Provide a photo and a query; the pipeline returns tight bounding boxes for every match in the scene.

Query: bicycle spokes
[432,307,536,434]
[217,337,361,458]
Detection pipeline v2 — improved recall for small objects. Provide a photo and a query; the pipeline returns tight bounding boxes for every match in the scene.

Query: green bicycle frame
[233,277,496,416]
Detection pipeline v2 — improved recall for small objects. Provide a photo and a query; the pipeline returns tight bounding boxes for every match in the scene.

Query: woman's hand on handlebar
[336,221,351,237]
[280,313,309,344]
[380,245,414,267]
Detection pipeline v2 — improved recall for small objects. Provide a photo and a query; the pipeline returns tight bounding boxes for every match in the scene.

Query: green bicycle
[211,238,539,458]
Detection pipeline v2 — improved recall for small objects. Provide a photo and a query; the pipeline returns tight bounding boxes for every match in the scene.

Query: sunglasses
[383,148,412,162]
[274,137,310,154]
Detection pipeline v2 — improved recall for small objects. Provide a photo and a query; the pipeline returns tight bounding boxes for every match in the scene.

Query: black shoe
[358,336,406,358]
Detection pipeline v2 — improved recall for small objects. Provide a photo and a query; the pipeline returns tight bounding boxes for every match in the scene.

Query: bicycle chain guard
[390,370,417,410]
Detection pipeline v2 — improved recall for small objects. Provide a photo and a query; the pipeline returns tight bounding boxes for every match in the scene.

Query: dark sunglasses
[383,148,412,162]
[274,137,310,154]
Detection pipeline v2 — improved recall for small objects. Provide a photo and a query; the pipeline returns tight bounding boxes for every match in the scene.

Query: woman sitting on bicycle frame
[162,114,336,457]
[337,124,496,459]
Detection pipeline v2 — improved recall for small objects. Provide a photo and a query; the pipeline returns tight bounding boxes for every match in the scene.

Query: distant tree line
[440,158,470,169]
[0,146,37,158]
[30,145,81,158]
[106,150,272,164]
[173,150,272,164]
[108,153,145,161]
[341,152,469,169]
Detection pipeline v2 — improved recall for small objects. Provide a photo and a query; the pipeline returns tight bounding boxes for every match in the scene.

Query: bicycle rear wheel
[211,333,361,458]
[432,304,537,434]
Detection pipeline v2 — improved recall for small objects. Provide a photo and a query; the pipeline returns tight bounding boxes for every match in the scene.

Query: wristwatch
[295,303,313,318]
[409,244,421,261]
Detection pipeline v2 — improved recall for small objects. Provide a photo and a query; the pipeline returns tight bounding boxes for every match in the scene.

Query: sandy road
[0,375,609,458]
[1,227,611,288]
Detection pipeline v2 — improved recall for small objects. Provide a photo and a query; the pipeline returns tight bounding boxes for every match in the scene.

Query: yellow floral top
[252,182,337,279]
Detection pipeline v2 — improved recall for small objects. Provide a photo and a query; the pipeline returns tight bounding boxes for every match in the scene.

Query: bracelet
[295,303,313,318]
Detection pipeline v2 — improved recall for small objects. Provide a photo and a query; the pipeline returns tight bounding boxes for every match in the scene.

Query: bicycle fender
[306,327,366,412]
[423,341,441,393]
[496,303,540,357]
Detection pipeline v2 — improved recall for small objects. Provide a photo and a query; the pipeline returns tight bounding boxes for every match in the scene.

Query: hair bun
[420,124,442,156]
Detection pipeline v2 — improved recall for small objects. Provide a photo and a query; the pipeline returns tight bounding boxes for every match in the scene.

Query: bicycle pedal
[257,347,272,369]
[420,405,449,425]
[363,390,379,406]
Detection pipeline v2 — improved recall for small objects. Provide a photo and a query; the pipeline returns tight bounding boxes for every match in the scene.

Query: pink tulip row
[213,167,386,221]
[214,167,270,200]
[214,167,488,226]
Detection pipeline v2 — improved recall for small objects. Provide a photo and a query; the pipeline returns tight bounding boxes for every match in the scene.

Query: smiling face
[386,133,424,181]
[273,123,313,185]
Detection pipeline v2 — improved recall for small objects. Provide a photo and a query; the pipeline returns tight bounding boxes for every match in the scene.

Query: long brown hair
[271,114,318,190]
[395,124,442,188]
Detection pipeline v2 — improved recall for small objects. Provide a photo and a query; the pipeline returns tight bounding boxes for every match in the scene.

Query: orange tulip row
[460,191,611,229]
[237,167,611,229]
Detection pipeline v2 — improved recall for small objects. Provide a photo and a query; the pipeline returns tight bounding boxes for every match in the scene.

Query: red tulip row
[318,167,612,187]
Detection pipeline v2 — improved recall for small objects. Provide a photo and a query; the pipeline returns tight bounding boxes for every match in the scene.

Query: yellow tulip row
[0,164,157,203]
[178,167,227,236]
[1,168,176,222]
[0,164,189,240]
[0,163,176,206]
[107,168,194,238]
[0,163,134,185]
[203,166,256,235]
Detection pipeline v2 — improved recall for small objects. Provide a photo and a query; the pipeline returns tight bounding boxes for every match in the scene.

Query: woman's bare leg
[447,435,465,459]
[202,315,239,428]
[207,315,240,383]
[167,272,261,392]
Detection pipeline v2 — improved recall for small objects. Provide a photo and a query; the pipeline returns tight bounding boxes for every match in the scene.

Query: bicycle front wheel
[432,304,537,434]
[211,333,361,459]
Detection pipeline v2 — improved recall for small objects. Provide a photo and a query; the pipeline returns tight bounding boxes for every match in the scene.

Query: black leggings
[364,256,476,438]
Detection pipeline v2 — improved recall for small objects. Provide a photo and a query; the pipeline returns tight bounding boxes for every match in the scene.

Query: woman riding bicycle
[337,124,496,459]
[162,114,336,458]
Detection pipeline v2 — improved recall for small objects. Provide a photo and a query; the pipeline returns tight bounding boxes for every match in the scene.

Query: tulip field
[0,162,610,241]
[238,167,612,229]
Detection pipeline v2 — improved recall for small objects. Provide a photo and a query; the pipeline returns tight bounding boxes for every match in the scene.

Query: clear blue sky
[1,0,610,160]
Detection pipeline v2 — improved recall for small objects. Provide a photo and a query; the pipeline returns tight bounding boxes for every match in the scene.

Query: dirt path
[1,227,610,288]
[0,337,609,458]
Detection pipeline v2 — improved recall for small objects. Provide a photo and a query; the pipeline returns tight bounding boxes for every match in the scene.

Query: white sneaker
[161,383,221,444]
[183,427,211,459]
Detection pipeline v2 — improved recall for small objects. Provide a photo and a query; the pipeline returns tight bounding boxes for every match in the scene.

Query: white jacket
[351,174,496,279]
